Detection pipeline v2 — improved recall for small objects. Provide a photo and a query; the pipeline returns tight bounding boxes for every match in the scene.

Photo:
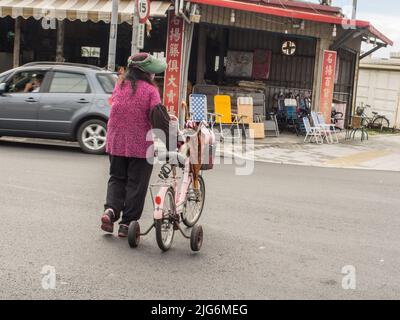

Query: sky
[309,0,400,58]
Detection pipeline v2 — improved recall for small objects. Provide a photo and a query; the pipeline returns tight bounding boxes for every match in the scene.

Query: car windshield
[97,73,117,94]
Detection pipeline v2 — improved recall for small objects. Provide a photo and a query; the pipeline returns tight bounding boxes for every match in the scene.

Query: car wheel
[77,119,107,154]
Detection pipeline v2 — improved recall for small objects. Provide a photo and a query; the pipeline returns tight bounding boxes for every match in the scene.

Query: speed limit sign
[137,0,150,23]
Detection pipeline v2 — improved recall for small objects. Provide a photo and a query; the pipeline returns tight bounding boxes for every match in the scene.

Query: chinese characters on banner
[163,10,184,116]
[319,50,337,123]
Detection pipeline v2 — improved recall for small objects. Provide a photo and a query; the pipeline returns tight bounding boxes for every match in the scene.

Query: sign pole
[132,0,150,55]
[107,0,119,71]
[131,3,139,55]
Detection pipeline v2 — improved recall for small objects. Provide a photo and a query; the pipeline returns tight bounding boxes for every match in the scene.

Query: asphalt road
[0,139,399,300]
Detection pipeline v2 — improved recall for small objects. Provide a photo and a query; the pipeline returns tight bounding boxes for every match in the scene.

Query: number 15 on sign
[137,0,150,23]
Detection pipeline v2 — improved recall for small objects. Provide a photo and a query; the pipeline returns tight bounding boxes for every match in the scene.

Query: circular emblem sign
[137,0,150,23]
[282,41,296,56]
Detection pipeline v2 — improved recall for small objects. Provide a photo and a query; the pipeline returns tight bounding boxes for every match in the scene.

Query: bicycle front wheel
[372,117,390,131]
[182,175,205,227]
[155,188,176,252]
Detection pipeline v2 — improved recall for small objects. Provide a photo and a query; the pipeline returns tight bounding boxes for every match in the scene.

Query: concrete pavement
[218,132,400,172]
[0,139,400,299]
[2,132,400,172]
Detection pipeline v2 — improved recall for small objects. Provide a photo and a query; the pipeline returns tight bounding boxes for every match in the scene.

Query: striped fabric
[0,0,170,24]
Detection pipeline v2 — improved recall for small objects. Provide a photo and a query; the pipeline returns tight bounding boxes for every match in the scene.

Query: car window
[0,71,12,83]
[5,70,47,93]
[97,73,117,94]
[49,72,90,93]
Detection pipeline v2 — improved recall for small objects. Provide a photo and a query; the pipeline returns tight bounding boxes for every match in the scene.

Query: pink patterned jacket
[106,80,161,158]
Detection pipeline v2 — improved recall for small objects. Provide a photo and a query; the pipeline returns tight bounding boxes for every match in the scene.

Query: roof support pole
[196,25,207,85]
[107,0,119,71]
[360,43,385,60]
[13,17,21,68]
[131,1,140,56]
[217,28,226,84]
[312,38,332,112]
[56,20,65,62]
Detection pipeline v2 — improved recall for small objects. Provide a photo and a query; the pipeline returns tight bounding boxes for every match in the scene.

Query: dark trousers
[105,155,153,225]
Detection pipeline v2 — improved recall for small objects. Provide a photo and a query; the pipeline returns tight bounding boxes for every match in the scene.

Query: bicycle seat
[372,112,378,115]
[157,151,186,168]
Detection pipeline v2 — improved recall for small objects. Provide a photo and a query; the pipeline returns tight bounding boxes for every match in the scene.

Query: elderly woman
[101,53,166,237]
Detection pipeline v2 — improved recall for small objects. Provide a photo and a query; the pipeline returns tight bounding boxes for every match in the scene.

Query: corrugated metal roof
[243,0,342,16]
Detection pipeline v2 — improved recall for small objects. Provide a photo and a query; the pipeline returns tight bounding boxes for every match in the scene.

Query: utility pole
[131,1,140,55]
[352,0,358,19]
[107,0,119,71]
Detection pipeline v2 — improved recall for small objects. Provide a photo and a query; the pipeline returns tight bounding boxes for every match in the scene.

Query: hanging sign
[137,0,150,24]
[163,10,184,116]
[319,50,337,123]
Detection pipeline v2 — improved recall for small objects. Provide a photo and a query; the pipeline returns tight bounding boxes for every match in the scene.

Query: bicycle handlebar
[168,113,206,139]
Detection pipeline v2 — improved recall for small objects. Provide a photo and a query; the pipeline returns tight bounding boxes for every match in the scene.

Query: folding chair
[192,84,219,113]
[189,94,208,122]
[303,117,323,144]
[214,95,245,139]
[251,93,266,122]
[286,106,299,135]
[311,111,332,144]
[237,97,253,124]
[317,113,339,144]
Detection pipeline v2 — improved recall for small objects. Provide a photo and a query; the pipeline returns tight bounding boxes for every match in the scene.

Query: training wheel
[190,225,203,252]
[128,221,140,248]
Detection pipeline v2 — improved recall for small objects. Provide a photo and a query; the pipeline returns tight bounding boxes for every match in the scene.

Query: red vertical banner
[319,50,337,123]
[163,10,184,116]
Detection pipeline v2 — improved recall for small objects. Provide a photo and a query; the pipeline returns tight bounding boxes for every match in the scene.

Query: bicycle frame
[150,156,193,221]
[150,113,207,225]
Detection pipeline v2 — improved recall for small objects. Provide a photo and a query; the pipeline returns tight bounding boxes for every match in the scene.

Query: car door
[0,69,48,132]
[38,70,94,135]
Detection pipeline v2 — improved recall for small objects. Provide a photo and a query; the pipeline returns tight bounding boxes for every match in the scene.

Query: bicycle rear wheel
[155,188,176,252]
[372,116,390,131]
[182,175,205,227]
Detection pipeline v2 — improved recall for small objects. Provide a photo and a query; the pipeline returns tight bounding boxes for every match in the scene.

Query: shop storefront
[0,0,393,131]
[0,0,171,70]
[178,0,392,128]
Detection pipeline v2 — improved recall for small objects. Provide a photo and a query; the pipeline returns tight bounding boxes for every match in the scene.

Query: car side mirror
[0,83,5,95]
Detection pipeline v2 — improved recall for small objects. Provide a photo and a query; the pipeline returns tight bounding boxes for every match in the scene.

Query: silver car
[0,62,117,154]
